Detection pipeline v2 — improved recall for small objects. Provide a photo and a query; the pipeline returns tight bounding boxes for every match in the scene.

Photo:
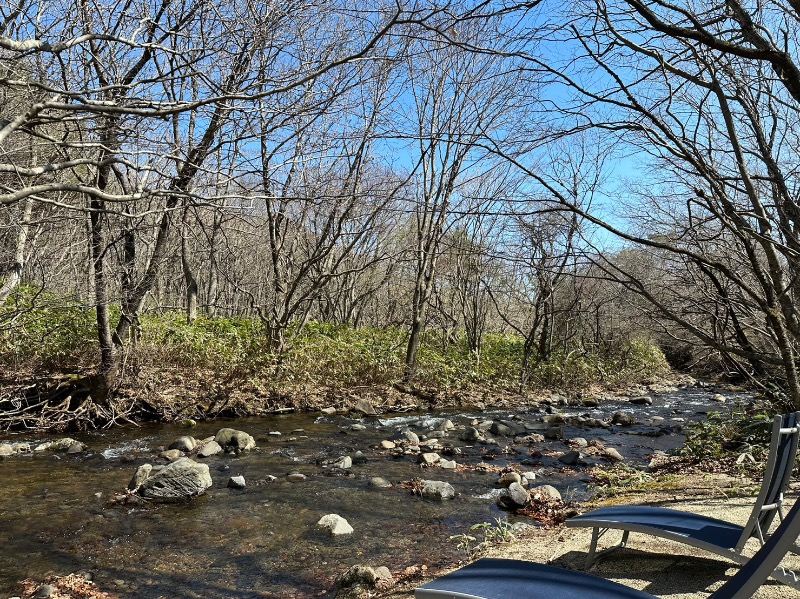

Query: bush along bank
[0,302,672,429]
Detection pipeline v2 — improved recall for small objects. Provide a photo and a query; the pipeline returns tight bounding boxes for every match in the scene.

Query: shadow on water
[0,387,742,597]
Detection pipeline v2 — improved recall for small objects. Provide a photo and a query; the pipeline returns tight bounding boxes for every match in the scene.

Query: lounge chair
[415,489,800,599]
[566,412,800,585]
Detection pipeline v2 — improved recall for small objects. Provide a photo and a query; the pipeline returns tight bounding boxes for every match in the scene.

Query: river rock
[333,456,352,469]
[421,480,455,501]
[369,477,392,488]
[489,421,513,436]
[542,413,565,425]
[197,440,223,458]
[459,427,482,442]
[168,436,196,452]
[558,450,581,466]
[380,440,396,450]
[531,484,562,501]
[287,472,307,482]
[159,449,183,461]
[214,428,256,451]
[582,397,600,407]
[317,513,353,535]
[603,447,625,462]
[521,471,537,485]
[337,564,392,595]
[569,437,588,448]
[497,482,529,509]
[227,475,246,489]
[630,395,653,405]
[137,458,212,502]
[351,423,366,431]
[419,452,440,466]
[712,393,726,402]
[352,399,377,416]
[34,438,82,452]
[128,463,153,491]
[612,412,636,426]
[178,419,197,428]
[0,444,13,457]
[439,459,457,469]
[498,472,522,487]
[320,406,337,415]
[442,419,455,431]
[402,429,420,445]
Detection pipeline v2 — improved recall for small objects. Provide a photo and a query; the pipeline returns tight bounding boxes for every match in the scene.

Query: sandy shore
[381,494,800,599]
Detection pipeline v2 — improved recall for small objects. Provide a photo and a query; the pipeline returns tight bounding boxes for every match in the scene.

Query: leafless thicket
[6,0,800,412]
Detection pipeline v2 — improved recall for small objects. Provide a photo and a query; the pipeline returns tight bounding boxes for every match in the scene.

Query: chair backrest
[711,492,800,599]
[736,412,800,549]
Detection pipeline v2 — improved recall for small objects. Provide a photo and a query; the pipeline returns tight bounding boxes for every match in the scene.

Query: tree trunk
[0,198,33,303]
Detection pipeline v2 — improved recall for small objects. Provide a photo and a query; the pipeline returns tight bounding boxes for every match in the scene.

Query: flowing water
[0,387,740,598]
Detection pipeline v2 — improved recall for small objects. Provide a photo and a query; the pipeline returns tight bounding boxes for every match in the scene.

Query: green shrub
[0,287,96,365]
[680,406,774,460]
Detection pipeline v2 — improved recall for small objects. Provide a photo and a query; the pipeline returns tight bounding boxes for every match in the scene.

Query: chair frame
[569,412,800,587]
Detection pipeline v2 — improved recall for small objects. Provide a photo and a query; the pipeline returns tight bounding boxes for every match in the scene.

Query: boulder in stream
[214,428,256,452]
[352,399,377,416]
[497,482,529,510]
[317,513,354,535]
[168,436,196,452]
[421,480,455,501]
[197,440,223,458]
[135,457,212,502]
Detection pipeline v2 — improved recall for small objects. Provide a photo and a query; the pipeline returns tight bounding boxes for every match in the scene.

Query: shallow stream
[0,387,740,598]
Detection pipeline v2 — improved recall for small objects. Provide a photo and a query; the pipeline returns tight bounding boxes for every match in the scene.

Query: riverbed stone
[582,397,600,407]
[569,437,588,448]
[287,472,307,482]
[380,440,396,450]
[612,412,636,426]
[0,444,13,457]
[498,472,522,487]
[497,482,529,509]
[227,475,246,489]
[460,427,481,442]
[351,424,366,431]
[338,565,379,587]
[317,513,353,535]
[127,463,153,491]
[352,399,377,416]
[402,429,420,445]
[369,477,392,488]
[137,458,212,502]
[214,428,256,451]
[159,449,183,461]
[558,450,581,466]
[521,472,537,485]
[421,480,455,501]
[712,393,726,402]
[197,440,223,458]
[333,456,353,469]
[531,484,562,501]
[603,447,625,462]
[439,459,458,469]
[34,438,81,452]
[168,436,196,452]
[630,395,653,405]
[442,419,455,431]
[419,452,440,466]
[320,406,337,415]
